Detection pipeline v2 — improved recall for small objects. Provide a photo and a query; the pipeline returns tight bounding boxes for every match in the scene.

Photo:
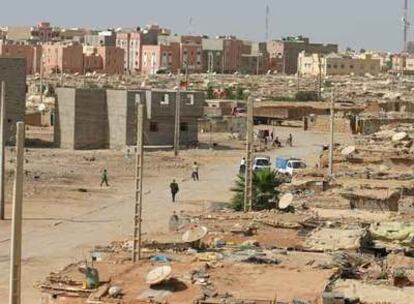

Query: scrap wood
[39,283,95,295]
[88,282,111,300]
[253,219,302,229]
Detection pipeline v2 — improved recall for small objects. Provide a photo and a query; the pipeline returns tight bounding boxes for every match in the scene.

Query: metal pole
[244,97,254,212]
[0,82,5,220]
[328,91,335,177]
[9,121,25,304]
[174,77,181,157]
[132,104,144,262]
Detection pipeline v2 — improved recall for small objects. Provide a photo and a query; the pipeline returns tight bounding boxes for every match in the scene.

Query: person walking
[287,133,293,147]
[170,179,179,202]
[239,157,246,175]
[191,161,199,181]
[100,169,109,187]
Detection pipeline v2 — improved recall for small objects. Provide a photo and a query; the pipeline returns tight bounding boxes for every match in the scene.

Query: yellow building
[298,52,381,76]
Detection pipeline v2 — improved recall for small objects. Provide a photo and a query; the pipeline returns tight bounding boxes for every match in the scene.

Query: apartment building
[0,41,42,74]
[298,52,381,76]
[267,36,338,74]
[141,43,180,75]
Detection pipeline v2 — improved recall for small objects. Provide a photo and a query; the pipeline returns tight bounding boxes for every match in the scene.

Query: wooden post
[0,81,6,220]
[9,122,25,304]
[244,97,254,212]
[328,92,335,177]
[133,104,144,262]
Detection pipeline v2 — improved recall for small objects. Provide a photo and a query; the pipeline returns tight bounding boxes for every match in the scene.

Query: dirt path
[0,127,337,303]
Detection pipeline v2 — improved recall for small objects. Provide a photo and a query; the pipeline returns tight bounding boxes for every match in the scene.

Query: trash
[145,266,172,285]
[243,254,281,265]
[195,252,223,262]
[150,255,172,263]
[108,286,122,297]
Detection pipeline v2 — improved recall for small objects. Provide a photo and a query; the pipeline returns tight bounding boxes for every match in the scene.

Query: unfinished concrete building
[54,88,109,149]
[55,88,205,149]
[0,57,26,144]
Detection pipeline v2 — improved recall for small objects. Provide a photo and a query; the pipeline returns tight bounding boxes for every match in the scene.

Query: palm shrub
[230,169,284,211]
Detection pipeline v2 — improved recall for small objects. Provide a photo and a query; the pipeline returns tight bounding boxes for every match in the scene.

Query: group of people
[267,133,293,148]
[99,161,200,203]
[169,161,199,202]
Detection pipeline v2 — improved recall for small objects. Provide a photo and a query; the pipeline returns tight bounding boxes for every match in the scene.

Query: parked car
[276,157,306,176]
[253,156,271,172]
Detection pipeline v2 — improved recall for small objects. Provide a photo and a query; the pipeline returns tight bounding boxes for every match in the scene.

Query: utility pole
[174,75,181,157]
[40,55,44,104]
[328,91,335,177]
[244,96,254,213]
[265,4,270,41]
[132,103,144,262]
[9,121,25,304]
[403,0,410,52]
[0,82,5,220]
[318,53,323,99]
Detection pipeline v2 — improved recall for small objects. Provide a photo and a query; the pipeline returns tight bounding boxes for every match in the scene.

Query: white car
[276,158,306,176]
[253,156,271,172]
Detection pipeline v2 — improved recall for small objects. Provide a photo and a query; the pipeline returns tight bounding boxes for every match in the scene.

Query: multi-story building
[180,36,203,73]
[0,41,42,74]
[239,42,269,74]
[42,43,84,75]
[85,30,116,47]
[222,37,244,73]
[298,52,381,76]
[54,88,204,149]
[31,22,59,42]
[116,30,143,73]
[96,46,124,74]
[202,38,224,73]
[141,43,180,75]
[267,36,338,74]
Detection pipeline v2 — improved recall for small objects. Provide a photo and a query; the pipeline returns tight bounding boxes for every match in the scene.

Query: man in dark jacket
[170,179,179,202]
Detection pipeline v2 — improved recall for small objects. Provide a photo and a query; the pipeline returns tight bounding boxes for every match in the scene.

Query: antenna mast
[265,5,270,41]
[403,0,410,52]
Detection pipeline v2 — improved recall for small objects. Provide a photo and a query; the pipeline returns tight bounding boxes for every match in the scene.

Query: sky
[1,0,406,52]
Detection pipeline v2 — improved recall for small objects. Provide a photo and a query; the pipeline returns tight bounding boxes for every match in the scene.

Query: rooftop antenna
[188,17,194,35]
[403,0,410,52]
[265,4,270,41]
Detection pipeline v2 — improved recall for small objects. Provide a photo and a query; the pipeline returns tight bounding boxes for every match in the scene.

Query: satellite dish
[279,193,293,210]
[182,225,208,243]
[341,146,356,156]
[392,132,408,142]
[145,266,172,285]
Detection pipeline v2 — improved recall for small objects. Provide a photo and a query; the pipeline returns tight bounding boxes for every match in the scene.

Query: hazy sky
[2,0,406,52]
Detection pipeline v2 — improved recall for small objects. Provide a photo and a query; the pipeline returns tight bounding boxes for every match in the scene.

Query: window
[333,65,338,69]
[186,94,194,105]
[180,122,189,131]
[161,94,169,105]
[350,65,354,69]
[150,122,159,132]
[327,64,332,68]
[340,64,345,69]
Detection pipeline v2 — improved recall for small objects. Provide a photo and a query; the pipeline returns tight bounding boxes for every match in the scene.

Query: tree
[224,86,234,100]
[230,169,285,211]
[236,87,244,100]
[206,85,214,99]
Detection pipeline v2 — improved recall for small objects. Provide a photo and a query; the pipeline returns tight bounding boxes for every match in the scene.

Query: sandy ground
[0,126,341,303]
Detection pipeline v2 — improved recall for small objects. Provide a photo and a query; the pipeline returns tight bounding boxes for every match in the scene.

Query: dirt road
[0,127,343,303]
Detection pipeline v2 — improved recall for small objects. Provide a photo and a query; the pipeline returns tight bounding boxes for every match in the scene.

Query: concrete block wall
[55,88,109,149]
[0,57,26,144]
[55,88,205,149]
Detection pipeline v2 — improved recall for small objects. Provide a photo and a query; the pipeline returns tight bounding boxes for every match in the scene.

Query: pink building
[31,22,58,42]
[96,46,124,74]
[42,44,84,75]
[141,43,180,75]
[0,43,42,74]
[116,31,143,73]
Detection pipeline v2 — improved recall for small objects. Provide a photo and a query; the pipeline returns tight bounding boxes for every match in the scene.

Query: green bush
[230,169,285,211]
[295,91,319,101]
